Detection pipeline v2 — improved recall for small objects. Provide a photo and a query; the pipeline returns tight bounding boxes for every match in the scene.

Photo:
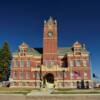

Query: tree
[1,42,12,81]
[0,48,3,81]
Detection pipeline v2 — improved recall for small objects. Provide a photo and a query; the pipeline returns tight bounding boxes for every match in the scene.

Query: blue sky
[0,0,100,77]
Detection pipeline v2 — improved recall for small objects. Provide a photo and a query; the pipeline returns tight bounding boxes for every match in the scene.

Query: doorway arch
[43,73,54,87]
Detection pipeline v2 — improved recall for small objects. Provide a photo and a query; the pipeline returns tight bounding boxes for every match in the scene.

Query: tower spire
[48,16,53,23]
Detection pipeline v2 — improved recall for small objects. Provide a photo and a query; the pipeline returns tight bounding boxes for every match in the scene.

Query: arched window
[75,60,81,66]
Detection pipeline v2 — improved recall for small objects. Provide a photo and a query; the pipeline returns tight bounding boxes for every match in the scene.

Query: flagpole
[70,66,73,88]
[89,53,93,80]
[89,53,99,88]
[89,53,94,88]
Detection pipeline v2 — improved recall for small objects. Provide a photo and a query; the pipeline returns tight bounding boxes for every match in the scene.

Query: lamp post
[39,65,42,88]
[35,71,36,88]
[62,69,65,87]
[0,67,2,82]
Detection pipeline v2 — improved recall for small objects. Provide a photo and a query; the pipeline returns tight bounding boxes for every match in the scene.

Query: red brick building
[10,17,92,88]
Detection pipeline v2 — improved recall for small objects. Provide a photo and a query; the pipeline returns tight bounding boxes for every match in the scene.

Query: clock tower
[43,17,58,66]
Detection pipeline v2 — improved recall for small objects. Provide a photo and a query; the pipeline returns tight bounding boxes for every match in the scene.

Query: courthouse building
[10,17,92,88]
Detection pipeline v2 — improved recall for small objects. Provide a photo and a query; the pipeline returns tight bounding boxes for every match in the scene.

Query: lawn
[0,87,100,95]
[53,88,100,94]
[0,87,36,95]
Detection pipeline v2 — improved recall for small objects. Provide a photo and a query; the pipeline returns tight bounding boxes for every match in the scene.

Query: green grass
[0,87,100,95]
[53,88,100,94]
[53,91,100,94]
[0,87,35,95]
[55,88,76,91]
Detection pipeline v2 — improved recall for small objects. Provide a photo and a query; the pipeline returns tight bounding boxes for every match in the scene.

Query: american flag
[93,73,99,79]
[74,71,80,76]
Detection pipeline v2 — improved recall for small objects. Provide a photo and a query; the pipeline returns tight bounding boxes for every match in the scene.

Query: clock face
[48,32,53,37]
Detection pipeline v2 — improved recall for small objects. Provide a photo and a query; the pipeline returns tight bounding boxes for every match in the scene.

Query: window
[20,48,24,52]
[75,60,81,66]
[83,60,87,66]
[26,72,30,79]
[64,72,67,78]
[51,61,55,66]
[84,72,87,79]
[20,72,24,79]
[70,72,74,79]
[13,71,17,79]
[84,72,87,77]
[21,60,24,67]
[15,60,19,67]
[58,71,62,78]
[35,72,40,79]
[69,60,74,67]
[83,60,89,67]
[74,48,81,52]
[27,61,31,67]
[32,72,35,78]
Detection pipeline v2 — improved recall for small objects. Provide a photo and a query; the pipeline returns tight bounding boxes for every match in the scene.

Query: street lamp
[34,71,36,88]
[62,69,65,87]
[39,65,42,88]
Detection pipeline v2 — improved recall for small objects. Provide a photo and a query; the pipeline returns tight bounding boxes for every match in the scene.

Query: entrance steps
[27,88,50,96]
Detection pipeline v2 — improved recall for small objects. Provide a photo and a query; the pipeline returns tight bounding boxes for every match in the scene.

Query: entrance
[43,73,54,88]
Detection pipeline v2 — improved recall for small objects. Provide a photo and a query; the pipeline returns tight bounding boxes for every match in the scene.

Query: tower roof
[48,16,53,21]
[44,16,57,25]
[19,42,29,48]
[73,41,82,48]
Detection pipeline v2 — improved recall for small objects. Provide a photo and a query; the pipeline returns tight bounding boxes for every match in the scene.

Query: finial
[22,42,25,45]
[48,16,53,22]
[44,20,46,24]
[50,16,52,20]
[55,20,57,24]
[75,41,79,44]
[83,44,86,49]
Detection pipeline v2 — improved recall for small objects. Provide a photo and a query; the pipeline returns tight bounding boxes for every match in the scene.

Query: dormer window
[73,41,82,54]
[21,48,24,52]
[18,42,29,56]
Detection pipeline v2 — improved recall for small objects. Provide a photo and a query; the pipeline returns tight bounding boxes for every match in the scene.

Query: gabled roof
[13,41,89,57]
[13,46,88,56]
[57,47,73,56]
[31,48,42,56]
[13,48,42,56]
[57,47,89,56]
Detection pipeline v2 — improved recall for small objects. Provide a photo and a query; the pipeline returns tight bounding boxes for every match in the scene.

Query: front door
[43,73,54,88]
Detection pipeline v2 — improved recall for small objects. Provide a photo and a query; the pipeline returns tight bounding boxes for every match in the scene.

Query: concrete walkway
[0,93,100,100]
[1,88,100,100]
[27,88,51,96]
